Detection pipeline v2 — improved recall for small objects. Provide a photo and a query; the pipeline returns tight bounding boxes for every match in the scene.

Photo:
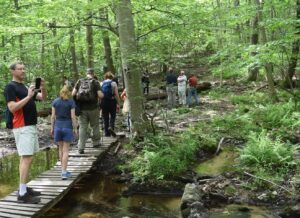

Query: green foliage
[240,131,297,175]
[230,92,271,106]
[175,107,191,115]
[129,131,200,182]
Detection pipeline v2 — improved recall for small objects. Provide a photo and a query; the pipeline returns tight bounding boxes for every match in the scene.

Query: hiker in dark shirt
[4,62,47,204]
[100,72,121,137]
[141,70,150,95]
[72,68,103,154]
[165,67,177,108]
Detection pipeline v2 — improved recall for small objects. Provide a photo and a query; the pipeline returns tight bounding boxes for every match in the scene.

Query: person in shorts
[51,85,78,180]
[4,62,47,203]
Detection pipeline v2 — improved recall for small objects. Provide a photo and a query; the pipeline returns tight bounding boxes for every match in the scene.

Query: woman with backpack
[51,85,78,180]
[100,72,121,137]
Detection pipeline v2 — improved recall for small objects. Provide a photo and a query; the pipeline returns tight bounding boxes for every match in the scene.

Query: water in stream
[0,148,58,198]
[194,146,238,176]
[43,173,181,217]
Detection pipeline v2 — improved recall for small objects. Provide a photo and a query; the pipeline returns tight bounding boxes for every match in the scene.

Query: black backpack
[3,83,14,129]
[76,79,96,101]
[4,107,13,129]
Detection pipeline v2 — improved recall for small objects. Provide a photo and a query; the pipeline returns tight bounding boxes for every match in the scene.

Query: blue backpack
[102,80,114,99]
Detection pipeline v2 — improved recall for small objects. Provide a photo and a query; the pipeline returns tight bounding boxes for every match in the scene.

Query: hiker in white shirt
[177,70,187,105]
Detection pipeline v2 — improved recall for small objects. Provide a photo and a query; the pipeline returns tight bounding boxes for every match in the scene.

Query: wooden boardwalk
[0,137,118,218]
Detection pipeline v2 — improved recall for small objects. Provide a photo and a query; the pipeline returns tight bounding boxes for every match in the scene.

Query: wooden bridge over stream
[0,136,118,218]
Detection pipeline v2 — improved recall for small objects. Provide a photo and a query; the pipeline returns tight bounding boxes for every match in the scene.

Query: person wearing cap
[72,68,103,154]
[177,70,187,105]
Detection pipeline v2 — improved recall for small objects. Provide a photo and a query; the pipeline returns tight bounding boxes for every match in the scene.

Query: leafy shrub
[129,131,200,182]
[240,131,297,175]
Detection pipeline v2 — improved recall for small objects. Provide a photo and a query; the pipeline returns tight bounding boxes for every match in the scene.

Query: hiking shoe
[27,187,41,196]
[108,128,117,137]
[78,149,84,154]
[17,192,40,204]
[61,171,72,180]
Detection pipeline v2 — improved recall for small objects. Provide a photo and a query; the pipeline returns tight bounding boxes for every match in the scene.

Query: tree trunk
[247,0,260,81]
[14,0,25,62]
[256,0,278,102]
[102,30,116,74]
[41,34,45,71]
[86,8,94,69]
[69,28,79,81]
[52,23,59,73]
[234,0,242,41]
[2,36,8,83]
[283,0,300,88]
[51,21,61,92]
[116,0,149,137]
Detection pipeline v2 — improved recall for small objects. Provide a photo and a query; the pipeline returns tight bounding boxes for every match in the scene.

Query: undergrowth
[124,90,300,184]
[127,128,217,182]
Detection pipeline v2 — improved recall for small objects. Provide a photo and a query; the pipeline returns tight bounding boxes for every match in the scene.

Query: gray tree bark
[116,0,149,137]
[257,0,278,102]
[102,30,116,75]
[86,7,94,69]
[69,28,79,81]
[247,0,259,81]
[284,0,300,87]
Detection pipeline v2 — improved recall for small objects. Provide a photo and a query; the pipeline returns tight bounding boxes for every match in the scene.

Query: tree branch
[137,23,171,40]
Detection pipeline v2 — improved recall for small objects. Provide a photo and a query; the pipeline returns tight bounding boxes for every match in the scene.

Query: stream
[0,145,275,217]
[43,173,181,217]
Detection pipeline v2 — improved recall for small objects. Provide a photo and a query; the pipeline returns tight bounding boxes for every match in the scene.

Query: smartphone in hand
[35,77,42,90]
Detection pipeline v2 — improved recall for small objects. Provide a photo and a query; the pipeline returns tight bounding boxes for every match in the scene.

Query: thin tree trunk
[116,0,149,137]
[2,36,8,82]
[283,0,300,87]
[41,34,45,71]
[14,0,25,62]
[69,28,79,81]
[257,0,278,102]
[234,0,242,41]
[52,23,59,73]
[102,30,116,74]
[86,6,94,69]
[247,0,260,81]
[51,21,61,92]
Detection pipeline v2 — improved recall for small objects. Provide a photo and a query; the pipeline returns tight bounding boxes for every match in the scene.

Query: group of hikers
[165,67,200,108]
[3,61,200,204]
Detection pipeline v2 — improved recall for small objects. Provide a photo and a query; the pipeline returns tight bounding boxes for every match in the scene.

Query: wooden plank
[53,166,91,170]
[56,161,94,166]
[27,180,73,187]
[30,177,75,182]
[0,208,35,216]
[11,191,60,197]
[27,186,65,191]
[0,204,40,212]
[38,173,81,178]
[0,211,31,218]
[0,201,44,208]
[1,196,51,205]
